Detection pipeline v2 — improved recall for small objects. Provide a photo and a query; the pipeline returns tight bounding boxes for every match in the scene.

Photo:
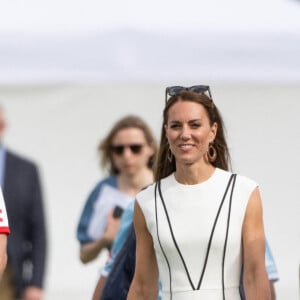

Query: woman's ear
[210,122,218,142]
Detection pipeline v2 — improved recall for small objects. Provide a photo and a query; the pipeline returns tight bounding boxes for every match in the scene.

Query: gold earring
[207,143,217,162]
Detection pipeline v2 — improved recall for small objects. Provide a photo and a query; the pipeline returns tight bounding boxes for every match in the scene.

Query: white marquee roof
[0,0,299,84]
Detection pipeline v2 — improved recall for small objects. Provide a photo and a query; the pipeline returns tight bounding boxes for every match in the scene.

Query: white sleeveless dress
[136,168,257,300]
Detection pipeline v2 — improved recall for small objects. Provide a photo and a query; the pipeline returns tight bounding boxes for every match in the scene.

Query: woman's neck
[117,168,153,196]
[174,162,216,185]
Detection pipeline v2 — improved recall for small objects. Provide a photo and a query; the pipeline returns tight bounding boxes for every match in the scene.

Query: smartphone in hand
[113,205,124,219]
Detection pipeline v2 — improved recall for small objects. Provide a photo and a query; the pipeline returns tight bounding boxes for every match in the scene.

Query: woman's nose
[122,147,132,157]
[180,126,191,139]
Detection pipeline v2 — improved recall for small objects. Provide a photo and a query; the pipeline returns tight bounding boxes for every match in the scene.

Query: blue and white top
[265,240,279,282]
[76,176,133,245]
[101,201,135,276]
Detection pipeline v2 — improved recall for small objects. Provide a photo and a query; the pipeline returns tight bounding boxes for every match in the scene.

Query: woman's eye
[190,123,200,128]
[170,124,180,129]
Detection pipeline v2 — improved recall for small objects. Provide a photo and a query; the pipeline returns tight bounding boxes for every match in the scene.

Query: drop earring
[207,143,217,162]
[167,148,173,162]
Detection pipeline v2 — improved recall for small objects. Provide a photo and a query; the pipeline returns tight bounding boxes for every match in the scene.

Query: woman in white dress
[127,86,271,300]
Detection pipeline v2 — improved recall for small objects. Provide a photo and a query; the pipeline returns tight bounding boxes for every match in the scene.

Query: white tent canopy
[0,0,300,84]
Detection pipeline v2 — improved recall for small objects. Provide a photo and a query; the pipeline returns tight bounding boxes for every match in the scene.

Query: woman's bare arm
[80,211,120,263]
[242,187,271,300]
[92,275,107,300]
[127,201,159,300]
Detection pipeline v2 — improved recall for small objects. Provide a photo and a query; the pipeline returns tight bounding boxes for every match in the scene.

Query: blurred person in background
[92,204,137,300]
[0,105,47,300]
[0,187,10,279]
[76,115,157,266]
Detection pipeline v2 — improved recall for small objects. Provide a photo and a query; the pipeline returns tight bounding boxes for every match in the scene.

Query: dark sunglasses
[111,144,144,155]
[165,85,212,103]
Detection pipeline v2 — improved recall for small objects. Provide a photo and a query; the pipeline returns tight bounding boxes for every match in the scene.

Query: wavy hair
[99,115,157,175]
[154,91,231,181]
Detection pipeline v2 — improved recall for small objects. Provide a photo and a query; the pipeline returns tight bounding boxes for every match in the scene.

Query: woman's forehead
[113,127,146,142]
[167,101,207,120]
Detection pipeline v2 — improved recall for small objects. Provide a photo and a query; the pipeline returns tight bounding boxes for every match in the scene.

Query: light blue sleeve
[101,201,134,276]
[158,280,162,300]
[265,240,279,281]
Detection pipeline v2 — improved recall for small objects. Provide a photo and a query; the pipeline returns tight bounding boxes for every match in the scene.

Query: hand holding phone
[113,205,124,219]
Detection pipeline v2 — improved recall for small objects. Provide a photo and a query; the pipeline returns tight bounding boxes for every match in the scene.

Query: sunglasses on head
[165,85,212,103]
[111,144,144,155]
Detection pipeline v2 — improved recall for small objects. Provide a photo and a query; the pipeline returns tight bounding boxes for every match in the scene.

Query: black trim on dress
[154,173,237,300]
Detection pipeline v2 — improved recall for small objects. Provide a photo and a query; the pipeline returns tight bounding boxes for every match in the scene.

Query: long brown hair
[154,91,231,181]
[99,115,157,175]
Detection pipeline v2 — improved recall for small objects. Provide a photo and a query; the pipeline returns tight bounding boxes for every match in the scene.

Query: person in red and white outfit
[0,186,10,280]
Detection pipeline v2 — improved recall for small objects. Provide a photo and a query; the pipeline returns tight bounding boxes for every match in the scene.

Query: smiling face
[165,100,217,167]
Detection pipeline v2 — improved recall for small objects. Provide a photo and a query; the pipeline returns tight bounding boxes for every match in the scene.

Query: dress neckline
[170,168,220,190]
